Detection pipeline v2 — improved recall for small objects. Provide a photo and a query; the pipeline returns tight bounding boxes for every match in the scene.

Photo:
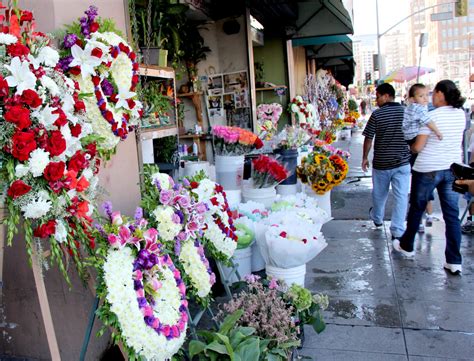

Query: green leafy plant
[153,135,178,164]
[348,98,358,112]
[141,82,173,122]
[189,310,264,361]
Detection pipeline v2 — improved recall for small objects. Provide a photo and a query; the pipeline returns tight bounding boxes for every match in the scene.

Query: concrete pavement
[300,129,474,360]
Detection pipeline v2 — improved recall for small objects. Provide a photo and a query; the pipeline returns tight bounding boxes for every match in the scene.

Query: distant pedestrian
[362,83,411,239]
[402,83,443,233]
[393,80,466,275]
[360,99,367,116]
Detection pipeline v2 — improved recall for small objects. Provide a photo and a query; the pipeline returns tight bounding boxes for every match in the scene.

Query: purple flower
[144,315,155,326]
[196,202,207,214]
[102,201,113,218]
[63,33,78,48]
[176,210,185,224]
[137,297,147,307]
[58,56,73,72]
[133,280,143,290]
[159,190,173,205]
[101,78,114,96]
[134,207,143,222]
[174,240,181,255]
[182,178,190,187]
[85,5,99,20]
[177,195,190,208]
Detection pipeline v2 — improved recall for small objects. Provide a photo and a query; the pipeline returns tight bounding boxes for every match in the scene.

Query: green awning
[292,34,351,47]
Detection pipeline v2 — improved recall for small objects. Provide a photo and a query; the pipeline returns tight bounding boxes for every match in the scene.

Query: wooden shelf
[177,92,203,98]
[256,85,287,91]
[139,64,175,79]
[179,133,203,139]
[139,125,178,140]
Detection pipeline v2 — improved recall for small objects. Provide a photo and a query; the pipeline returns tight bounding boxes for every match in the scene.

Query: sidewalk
[301,129,474,360]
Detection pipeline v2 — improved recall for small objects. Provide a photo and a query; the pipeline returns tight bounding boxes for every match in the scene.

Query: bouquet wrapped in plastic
[262,223,327,268]
[251,155,288,188]
[212,125,263,155]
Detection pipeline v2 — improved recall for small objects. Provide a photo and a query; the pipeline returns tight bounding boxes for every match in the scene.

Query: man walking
[362,83,411,239]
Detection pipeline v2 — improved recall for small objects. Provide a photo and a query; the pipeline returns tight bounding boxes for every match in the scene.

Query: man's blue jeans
[371,164,411,238]
[400,169,462,265]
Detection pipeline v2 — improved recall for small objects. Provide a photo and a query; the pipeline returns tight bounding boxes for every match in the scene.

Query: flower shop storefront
[0,1,355,360]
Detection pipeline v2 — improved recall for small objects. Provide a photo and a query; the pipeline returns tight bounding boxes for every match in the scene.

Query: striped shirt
[413,106,465,172]
[402,103,431,140]
[363,102,410,170]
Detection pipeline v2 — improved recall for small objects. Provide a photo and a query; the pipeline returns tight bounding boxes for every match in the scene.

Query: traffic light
[455,0,468,17]
[365,72,372,85]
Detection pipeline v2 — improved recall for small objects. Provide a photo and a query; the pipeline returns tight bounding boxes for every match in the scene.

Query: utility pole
[375,0,382,80]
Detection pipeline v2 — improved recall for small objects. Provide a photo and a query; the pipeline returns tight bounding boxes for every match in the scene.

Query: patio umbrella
[381,66,435,83]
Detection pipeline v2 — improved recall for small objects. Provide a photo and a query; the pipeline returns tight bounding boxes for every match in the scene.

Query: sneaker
[369,207,383,228]
[418,223,425,233]
[392,239,415,257]
[461,221,474,234]
[443,262,462,275]
[425,216,433,227]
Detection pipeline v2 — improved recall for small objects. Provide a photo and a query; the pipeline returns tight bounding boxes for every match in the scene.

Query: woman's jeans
[371,164,411,238]
[400,169,462,264]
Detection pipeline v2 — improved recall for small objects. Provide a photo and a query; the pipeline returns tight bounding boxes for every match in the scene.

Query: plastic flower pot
[302,184,332,218]
[266,264,306,287]
[277,149,298,185]
[242,185,277,208]
[215,155,244,190]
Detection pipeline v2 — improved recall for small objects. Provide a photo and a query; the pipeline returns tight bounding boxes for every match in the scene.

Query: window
[442,29,447,37]
[442,42,447,50]
[453,28,458,36]
[448,28,452,37]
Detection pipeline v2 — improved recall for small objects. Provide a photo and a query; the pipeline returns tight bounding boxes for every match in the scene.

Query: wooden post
[31,247,61,360]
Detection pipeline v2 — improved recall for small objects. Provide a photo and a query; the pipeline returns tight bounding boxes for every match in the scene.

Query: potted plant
[141,82,174,126]
[134,0,188,67]
[153,135,179,174]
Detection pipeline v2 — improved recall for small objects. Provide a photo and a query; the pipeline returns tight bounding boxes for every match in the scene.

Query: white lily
[5,57,37,95]
[115,84,136,110]
[69,44,102,79]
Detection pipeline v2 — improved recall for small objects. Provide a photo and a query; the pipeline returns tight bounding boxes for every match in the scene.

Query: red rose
[279,231,287,238]
[91,76,100,87]
[20,10,33,23]
[20,89,42,108]
[7,180,32,199]
[130,53,137,62]
[70,123,82,137]
[190,181,199,189]
[89,21,100,33]
[69,66,81,76]
[33,220,56,239]
[4,105,31,129]
[7,43,30,57]
[53,108,68,127]
[46,131,66,156]
[74,99,86,112]
[118,43,128,52]
[91,47,103,58]
[68,151,88,172]
[43,161,66,182]
[0,75,9,97]
[104,111,114,122]
[85,143,97,158]
[254,137,264,149]
[11,131,36,161]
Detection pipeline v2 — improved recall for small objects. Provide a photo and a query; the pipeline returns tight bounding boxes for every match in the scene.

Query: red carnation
[7,180,32,199]
[69,66,81,76]
[11,131,37,161]
[190,181,199,189]
[89,21,100,33]
[127,99,136,109]
[20,89,42,108]
[85,143,97,158]
[70,123,82,137]
[279,231,287,238]
[4,105,31,129]
[33,220,56,239]
[104,111,114,122]
[53,108,68,127]
[0,75,9,97]
[7,43,30,57]
[20,10,33,23]
[91,47,103,58]
[130,52,137,62]
[74,99,86,112]
[44,161,66,182]
[91,76,100,86]
[68,151,89,172]
[46,131,66,156]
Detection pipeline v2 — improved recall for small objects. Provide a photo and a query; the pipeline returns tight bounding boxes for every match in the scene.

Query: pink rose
[111,211,123,225]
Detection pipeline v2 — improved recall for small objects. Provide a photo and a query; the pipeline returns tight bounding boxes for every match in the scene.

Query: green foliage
[189,310,262,361]
[348,98,358,112]
[141,81,173,119]
[154,135,178,164]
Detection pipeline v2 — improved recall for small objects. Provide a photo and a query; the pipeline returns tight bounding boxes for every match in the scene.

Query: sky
[353,0,411,36]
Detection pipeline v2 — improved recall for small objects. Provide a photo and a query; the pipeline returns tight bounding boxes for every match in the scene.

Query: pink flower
[186,221,199,233]
[107,234,123,248]
[151,278,162,291]
[134,270,143,280]
[177,195,190,208]
[162,325,171,337]
[171,213,181,224]
[269,278,278,289]
[178,281,186,295]
[136,289,145,298]
[143,306,153,317]
[111,211,123,225]
[152,319,160,329]
[171,325,179,338]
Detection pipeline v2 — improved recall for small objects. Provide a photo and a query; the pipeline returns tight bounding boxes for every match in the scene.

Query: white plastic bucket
[141,139,154,164]
[221,247,252,283]
[242,186,276,208]
[183,161,210,178]
[266,264,306,287]
[251,242,265,272]
[276,184,298,196]
[225,189,242,207]
[303,184,332,218]
[340,128,351,140]
[215,155,244,190]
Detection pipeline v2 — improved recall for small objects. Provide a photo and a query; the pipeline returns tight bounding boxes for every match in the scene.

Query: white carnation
[22,197,51,219]
[41,76,60,96]
[0,33,17,45]
[15,164,29,178]
[28,149,50,177]
[37,46,60,67]
[151,172,172,190]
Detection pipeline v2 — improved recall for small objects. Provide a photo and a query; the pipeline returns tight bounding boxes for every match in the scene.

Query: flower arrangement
[297,152,349,194]
[312,139,351,160]
[59,6,142,153]
[217,276,300,359]
[212,125,263,156]
[288,95,316,126]
[94,204,188,360]
[185,172,238,263]
[140,165,215,305]
[274,125,310,150]
[251,155,288,188]
[256,103,282,140]
[0,3,101,282]
[343,110,360,127]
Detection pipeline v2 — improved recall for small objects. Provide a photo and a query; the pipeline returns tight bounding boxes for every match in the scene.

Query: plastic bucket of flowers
[242,155,289,208]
